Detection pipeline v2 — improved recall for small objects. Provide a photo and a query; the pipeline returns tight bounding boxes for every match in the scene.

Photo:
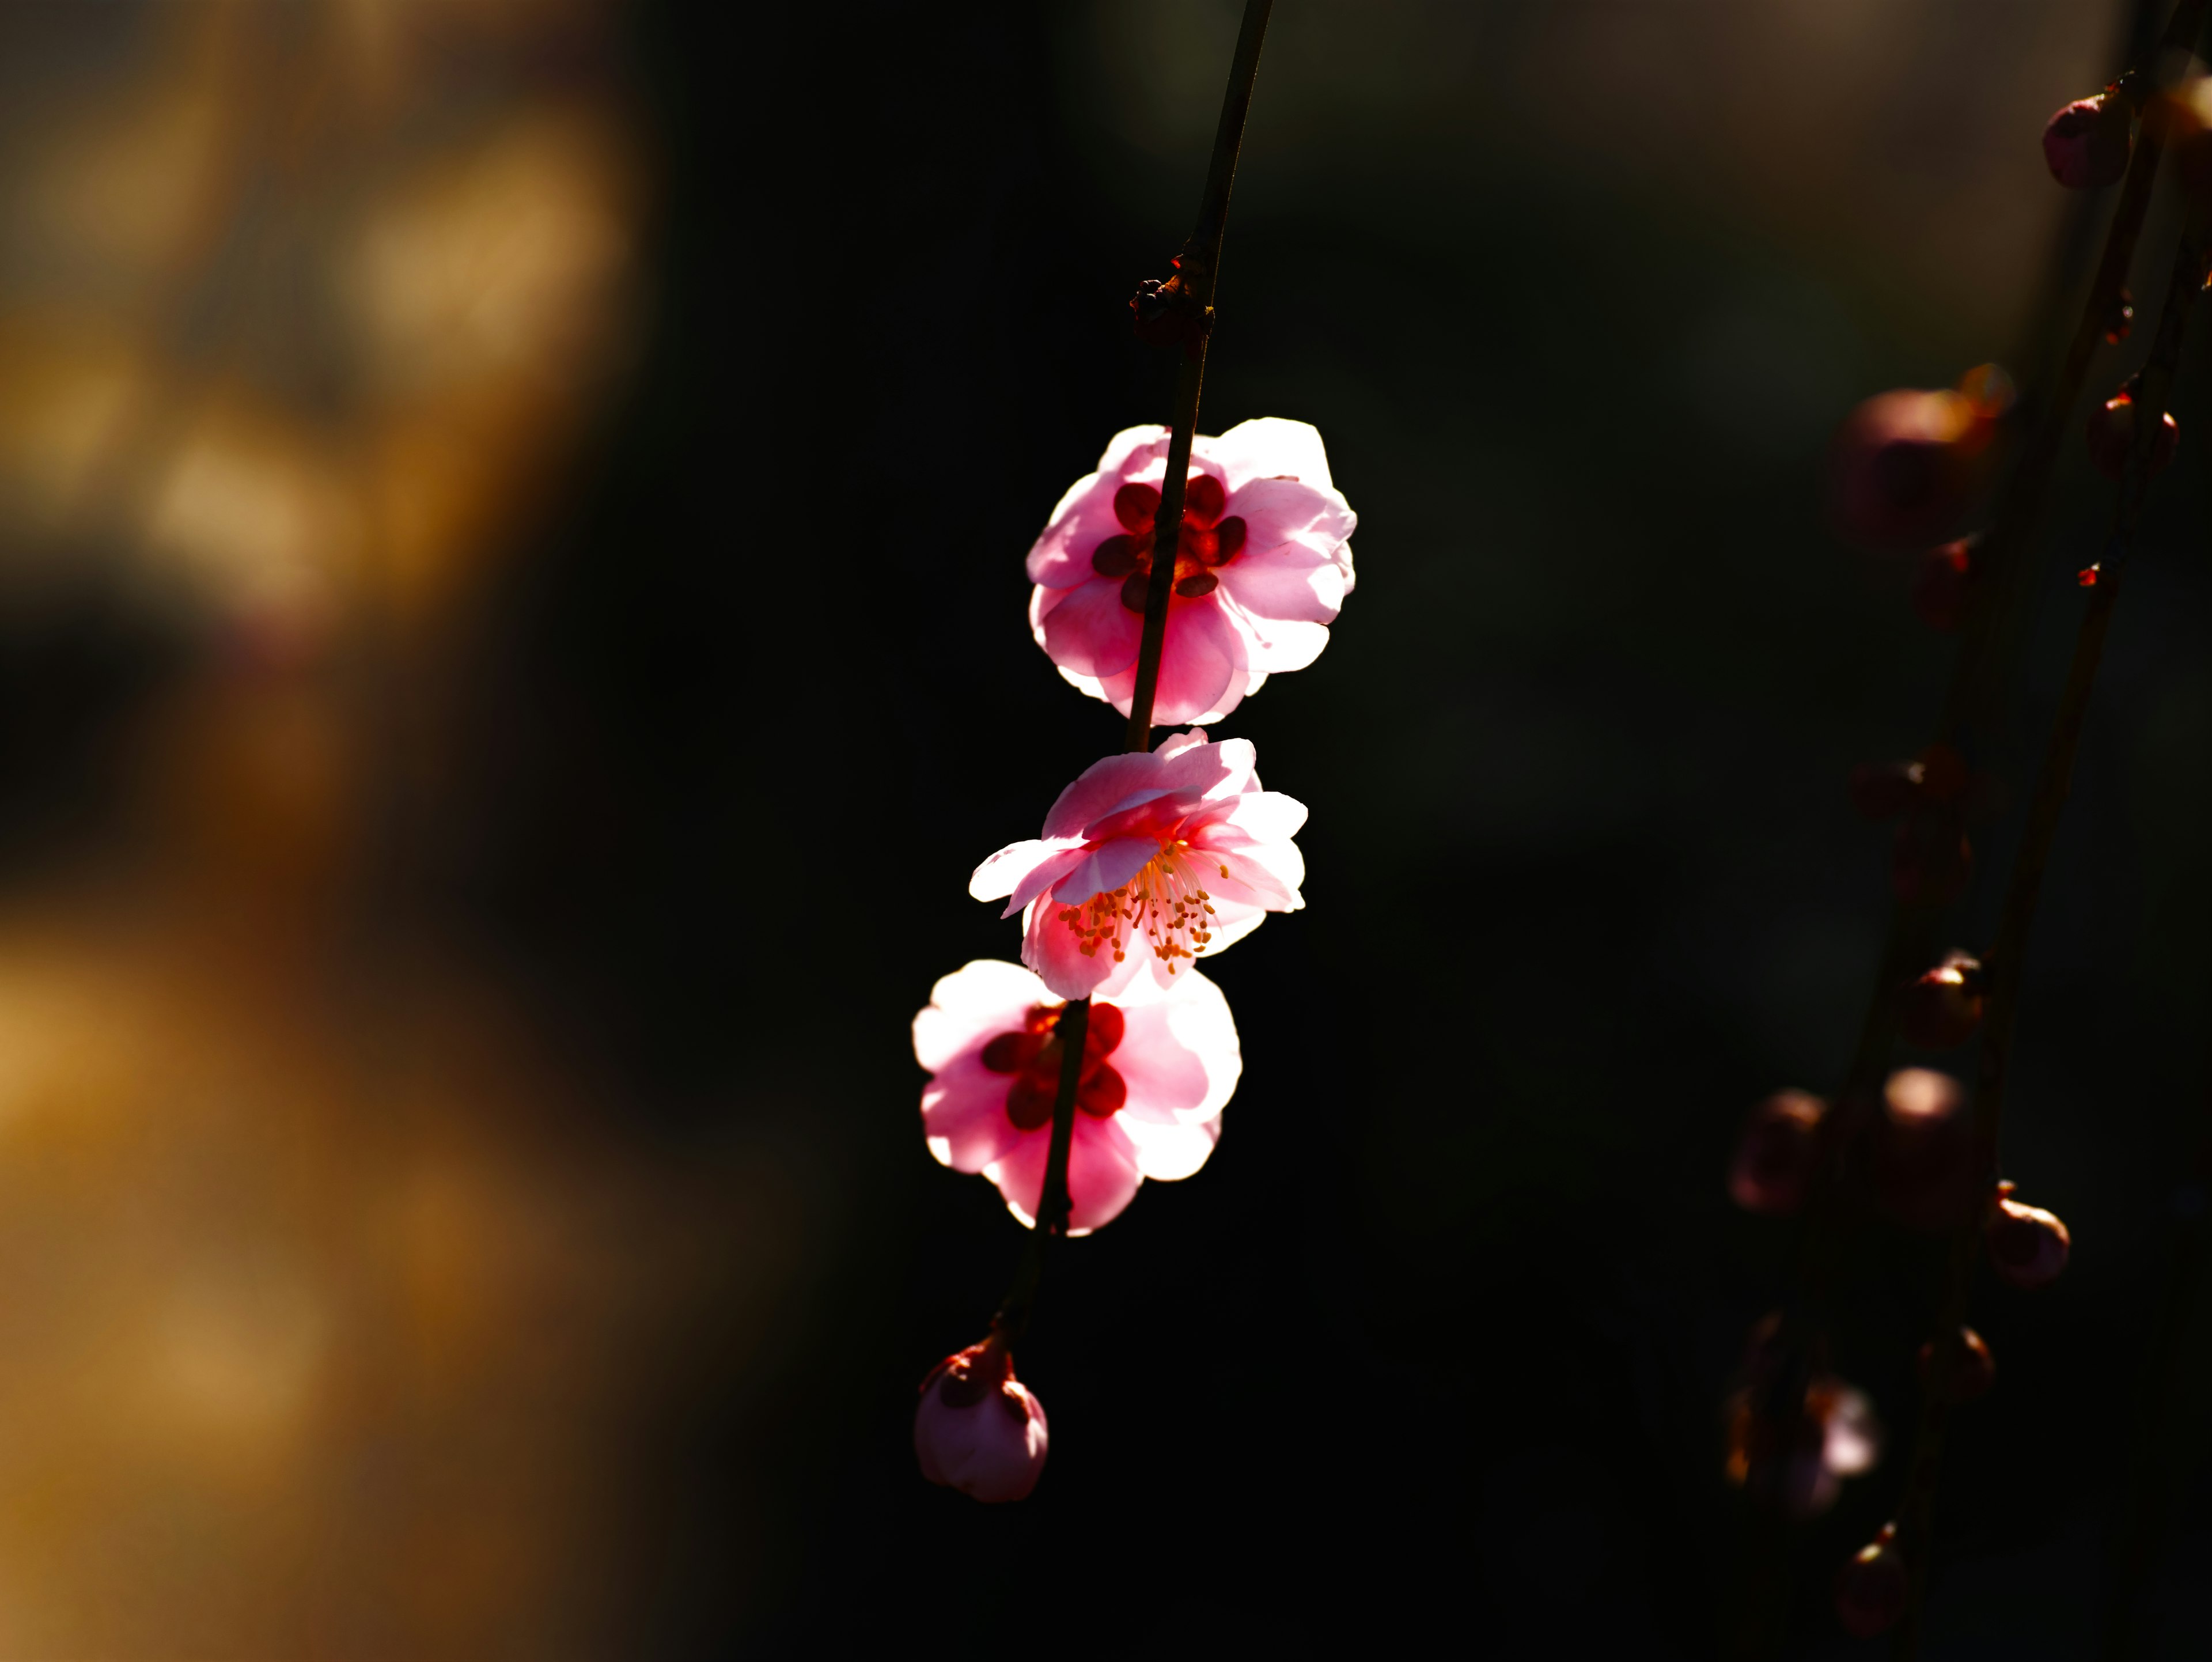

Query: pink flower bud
[1728,1089,1827,1216]
[1911,537,1976,632]
[1915,1324,1995,1404]
[915,1337,1050,1502]
[1828,383,1999,548]
[2042,94,2132,189]
[1897,951,1985,1049]
[1834,1524,1910,1638]
[2160,77,2212,201]
[2086,378,2179,482]
[1873,1067,1976,1231]
[1986,1182,2071,1290]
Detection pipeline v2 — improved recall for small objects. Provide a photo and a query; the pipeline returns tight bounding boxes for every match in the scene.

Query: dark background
[2,1,2210,1656]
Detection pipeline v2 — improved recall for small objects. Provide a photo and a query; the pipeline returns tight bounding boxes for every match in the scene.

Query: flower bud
[915,1336,1050,1502]
[1834,1524,1910,1638]
[1986,1182,2071,1290]
[2086,377,2179,482]
[1911,537,1976,632]
[1915,1324,1995,1404]
[1850,760,1923,821]
[2041,93,2132,189]
[1873,1067,1976,1231]
[1728,1089,1827,1216]
[1897,951,1985,1049]
[1828,374,2004,548]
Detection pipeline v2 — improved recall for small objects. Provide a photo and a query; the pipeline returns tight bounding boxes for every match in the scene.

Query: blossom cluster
[912,420,1356,1500]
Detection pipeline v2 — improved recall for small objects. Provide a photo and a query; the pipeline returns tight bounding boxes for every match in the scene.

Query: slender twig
[1889,180,2211,1661]
[1125,0,1274,752]
[994,0,1274,1343]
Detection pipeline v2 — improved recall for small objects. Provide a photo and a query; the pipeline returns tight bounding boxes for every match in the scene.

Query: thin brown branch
[1890,187,2211,1662]
[1125,0,1274,753]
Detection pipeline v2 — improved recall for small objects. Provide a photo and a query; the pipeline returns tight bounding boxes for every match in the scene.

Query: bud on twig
[1897,951,1986,1048]
[1728,1089,1828,1216]
[1834,1523,1911,1637]
[1915,1324,1996,1403]
[2041,93,2133,189]
[1986,1182,2071,1290]
[915,1336,1051,1502]
[2086,375,2180,482]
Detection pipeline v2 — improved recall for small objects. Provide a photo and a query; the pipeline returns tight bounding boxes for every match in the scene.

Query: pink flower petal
[1021,893,1118,1000]
[1200,417,1337,492]
[1142,593,1247,728]
[1026,427,1175,589]
[1120,1112,1222,1182]
[1038,729,1234,840]
[921,1053,1025,1173]
[1037,576,1145,679]
[987,1115,1143,1235]
[912,959,1040,1070]
[1051,836,1158,909]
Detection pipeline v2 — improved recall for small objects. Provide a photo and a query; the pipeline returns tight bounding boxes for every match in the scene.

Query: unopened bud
[1828,377,2002,549]
[1873,1067,1976,1231]
[915,1336,1050,1502]
[1728,1089,1828,1216]
[2042,94,2132,190]
[2159,77,2212,201]
[1911,537,1976,632]
[1898,951,1986,1049]
[1834,1524,1910,1638]
[2086,377,2179,483]
[1987,1182,2071,1289]
[1130,257,1208,353]
[1915,1324,1995,1403]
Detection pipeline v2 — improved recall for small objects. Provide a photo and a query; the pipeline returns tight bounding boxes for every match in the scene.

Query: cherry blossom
[913,957,1241,1235]
[1027,418,1356,725]
[915,1337,1049,1503]
[968,729,1306,1001]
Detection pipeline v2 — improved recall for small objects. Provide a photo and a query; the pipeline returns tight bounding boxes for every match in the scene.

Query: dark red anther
[1005,1066,1056,1130]
[1911,537,1975,632]
[1113,483,1162,533]
[1915,1326,1995,1404]
[1184,472,1226,525]
[1897,951,1986,1049]
[1211,516,1247,563]
[1176,571,1219,597]
[2086,376,2179,482]
[1834,1525,1909,1638]
[981,1031,1046,1074]
[1083,1001,1125,1057]
[1091,535,1140,577]
[1120,571,1153,612]
[1075,1065,1127,1118]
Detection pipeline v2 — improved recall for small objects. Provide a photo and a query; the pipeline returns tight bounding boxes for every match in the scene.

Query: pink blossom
[914,957,1240,1235]
[968,729,1306,1001]
[1027,418,1356,725]
[915,1337,1049,1502]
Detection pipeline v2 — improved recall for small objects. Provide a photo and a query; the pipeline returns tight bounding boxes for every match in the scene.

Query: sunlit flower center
[980,1000,1128,1128]
[1054,839,1221,975]
[1090,474,1248,610]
